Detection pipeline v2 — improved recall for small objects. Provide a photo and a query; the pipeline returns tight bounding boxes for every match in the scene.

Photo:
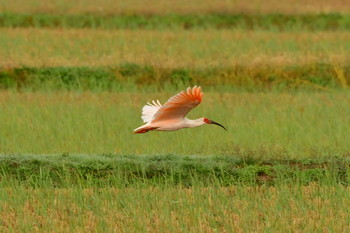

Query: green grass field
[1,91,350,158]
[1,0,350,231]
[2,13,350,30]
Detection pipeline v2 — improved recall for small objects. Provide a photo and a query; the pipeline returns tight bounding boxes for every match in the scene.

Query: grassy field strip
[1,65,349,91]
[0,185,349,232]
[1,28,349,68]
[0,153,349,187]
[1,1,350,231]
[1,13,350,30]
[1,0,349,14]
[1,91,350,157]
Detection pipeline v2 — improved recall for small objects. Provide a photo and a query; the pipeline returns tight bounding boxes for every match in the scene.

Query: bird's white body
[134,118,206,132]
[134,86,226,134]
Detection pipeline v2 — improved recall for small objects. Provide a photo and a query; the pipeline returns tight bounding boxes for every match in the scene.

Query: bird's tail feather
[133,125,158,134]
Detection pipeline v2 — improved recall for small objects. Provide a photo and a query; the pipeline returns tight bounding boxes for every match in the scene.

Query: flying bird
[134,86,226,134]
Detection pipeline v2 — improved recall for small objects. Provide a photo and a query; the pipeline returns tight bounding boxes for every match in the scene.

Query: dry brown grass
[0,185,349,232]
[1,0,350,14]
[1,28,349,68]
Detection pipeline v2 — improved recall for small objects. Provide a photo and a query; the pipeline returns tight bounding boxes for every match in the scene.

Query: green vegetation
[1,92,350,157]
[0,154,349,187]
[0,65,349,91]
[1,0,350,231]
[1,13,350,30]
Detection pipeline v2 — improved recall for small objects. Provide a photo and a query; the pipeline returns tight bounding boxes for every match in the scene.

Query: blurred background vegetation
[0,0,349,91]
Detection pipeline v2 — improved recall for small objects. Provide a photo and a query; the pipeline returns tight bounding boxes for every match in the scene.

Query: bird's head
[203,118,227,131]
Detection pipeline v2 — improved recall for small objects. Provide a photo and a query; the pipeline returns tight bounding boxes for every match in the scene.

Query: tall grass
[1,28,349,68]
[0,185,349,232]
[1,91,349,158]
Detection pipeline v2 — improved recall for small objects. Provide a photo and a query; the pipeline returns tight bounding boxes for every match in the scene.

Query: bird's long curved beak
[209,120,227,131]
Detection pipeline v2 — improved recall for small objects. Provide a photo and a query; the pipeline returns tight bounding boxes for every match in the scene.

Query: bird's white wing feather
[141,100,162,123]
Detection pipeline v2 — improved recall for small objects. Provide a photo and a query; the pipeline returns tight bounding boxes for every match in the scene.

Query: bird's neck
[186,118,205,128]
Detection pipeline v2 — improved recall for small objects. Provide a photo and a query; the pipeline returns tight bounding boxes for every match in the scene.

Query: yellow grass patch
[1,0,349,14]
[1,28,349,68]
[0,185,349,232]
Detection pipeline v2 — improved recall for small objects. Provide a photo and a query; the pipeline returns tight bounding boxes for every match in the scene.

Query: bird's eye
[203,118,210,124]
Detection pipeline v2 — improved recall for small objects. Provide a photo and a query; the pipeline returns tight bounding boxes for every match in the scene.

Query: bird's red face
[203,118,226,130]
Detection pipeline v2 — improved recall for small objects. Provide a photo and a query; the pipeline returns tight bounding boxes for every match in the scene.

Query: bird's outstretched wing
[141,100,162,123]
[151,86,203,123]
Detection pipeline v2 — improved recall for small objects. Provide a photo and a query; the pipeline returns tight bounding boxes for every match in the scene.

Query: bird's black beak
[208,120,227,131]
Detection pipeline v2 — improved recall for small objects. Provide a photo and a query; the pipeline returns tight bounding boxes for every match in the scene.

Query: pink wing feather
[151,86,203,123]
